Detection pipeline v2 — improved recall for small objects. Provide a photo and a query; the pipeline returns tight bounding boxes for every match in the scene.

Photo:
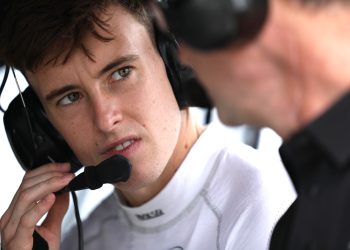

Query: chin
[114,178,144,193]
[115,170,159,191]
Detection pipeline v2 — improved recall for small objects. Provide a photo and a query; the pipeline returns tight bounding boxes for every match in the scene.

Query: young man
[157,0,350,249]
[0,1,295,249]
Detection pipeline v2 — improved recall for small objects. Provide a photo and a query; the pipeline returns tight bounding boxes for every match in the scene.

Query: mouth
[102,137,140,158]
[114,139,135,151]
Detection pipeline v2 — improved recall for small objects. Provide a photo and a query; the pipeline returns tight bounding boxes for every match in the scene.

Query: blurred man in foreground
[156,0,350,249]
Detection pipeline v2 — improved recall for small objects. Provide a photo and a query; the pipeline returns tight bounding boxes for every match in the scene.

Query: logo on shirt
[135,209,164,220]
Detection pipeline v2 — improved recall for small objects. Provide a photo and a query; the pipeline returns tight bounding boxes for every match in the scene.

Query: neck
[265,0,350,139]
[120,109,204,207]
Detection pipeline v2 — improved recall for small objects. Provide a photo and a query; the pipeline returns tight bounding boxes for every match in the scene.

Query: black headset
[155,26,212,108]
[3,85,83,172]
[2,29,212,172]
[158,0,268,50]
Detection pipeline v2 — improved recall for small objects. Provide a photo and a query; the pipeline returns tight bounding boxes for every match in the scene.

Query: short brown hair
[0,0,154,72]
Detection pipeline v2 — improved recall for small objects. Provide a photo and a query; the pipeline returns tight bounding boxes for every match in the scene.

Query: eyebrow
[45,54,139,102]
[97,54,139,78]
[45,84,78,102]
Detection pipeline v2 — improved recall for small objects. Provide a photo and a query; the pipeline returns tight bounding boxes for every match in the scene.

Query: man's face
[27,5,182,192]
[177,1,298,129]
[179,42,287,127]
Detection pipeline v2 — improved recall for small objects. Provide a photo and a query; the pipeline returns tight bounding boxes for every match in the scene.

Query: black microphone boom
[61,155,132,193]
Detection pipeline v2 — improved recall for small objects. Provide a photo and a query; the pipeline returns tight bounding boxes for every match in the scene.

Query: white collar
[113,122,224,229]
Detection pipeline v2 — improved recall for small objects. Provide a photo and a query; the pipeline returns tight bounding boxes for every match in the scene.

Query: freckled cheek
[57,121,96,164]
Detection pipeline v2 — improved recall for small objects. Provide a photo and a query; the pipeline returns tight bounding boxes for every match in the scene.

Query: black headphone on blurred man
[157,0,268,50]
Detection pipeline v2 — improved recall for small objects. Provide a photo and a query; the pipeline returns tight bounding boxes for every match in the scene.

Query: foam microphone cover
[63,155,132,192]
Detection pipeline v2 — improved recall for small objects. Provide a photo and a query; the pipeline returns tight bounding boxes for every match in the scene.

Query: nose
[92,91,123,133]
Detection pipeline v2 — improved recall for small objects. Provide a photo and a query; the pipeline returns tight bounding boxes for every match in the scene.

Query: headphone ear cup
[155,28,212,109]
[4,87,82,171]
[159,0,268,50]
[156,29,187,109]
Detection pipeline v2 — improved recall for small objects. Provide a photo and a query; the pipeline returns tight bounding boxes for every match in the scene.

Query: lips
[114,139,135,151]
[102,137,140,157]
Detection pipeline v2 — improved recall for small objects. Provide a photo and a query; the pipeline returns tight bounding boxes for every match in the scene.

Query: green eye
[112,67,131,80]
[59,92,80,106]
